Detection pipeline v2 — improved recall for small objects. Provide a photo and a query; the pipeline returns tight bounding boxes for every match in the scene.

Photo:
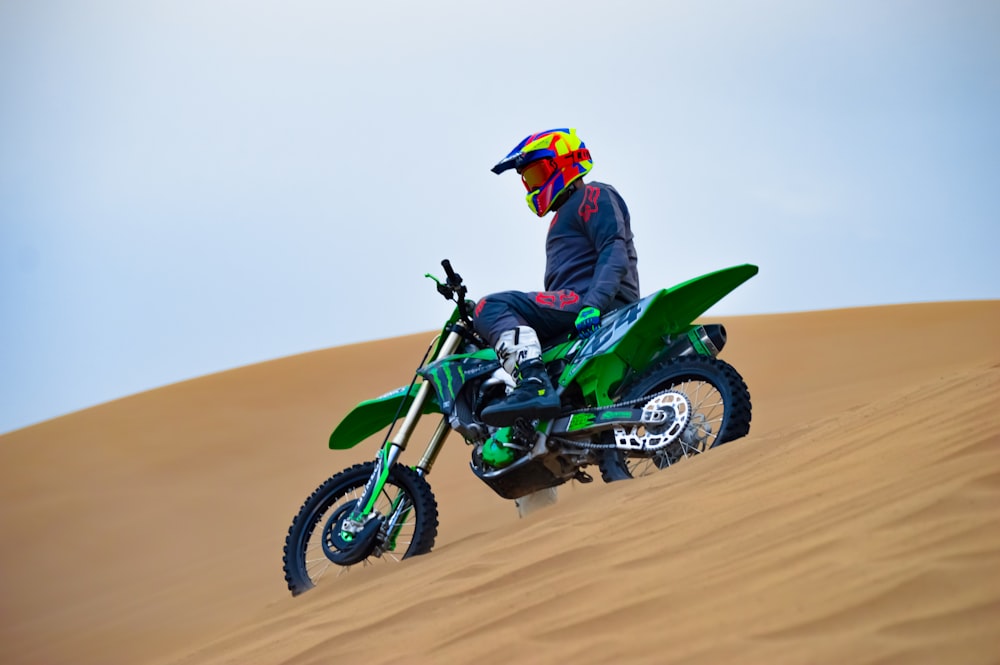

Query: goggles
[516,148,592,193]
[519,158,557,192]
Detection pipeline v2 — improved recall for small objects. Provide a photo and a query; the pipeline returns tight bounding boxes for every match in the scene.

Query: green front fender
[328,384,441,450]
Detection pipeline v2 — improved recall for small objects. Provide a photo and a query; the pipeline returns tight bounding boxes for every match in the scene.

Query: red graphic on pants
[535,290,580,310]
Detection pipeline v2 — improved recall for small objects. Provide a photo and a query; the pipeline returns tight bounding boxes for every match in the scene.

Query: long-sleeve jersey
[544,181,640,312]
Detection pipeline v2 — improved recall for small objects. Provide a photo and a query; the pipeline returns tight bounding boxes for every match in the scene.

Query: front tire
[598,355,751,480]
[282,461,439,595]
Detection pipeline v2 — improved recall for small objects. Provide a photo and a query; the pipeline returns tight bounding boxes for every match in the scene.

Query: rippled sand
[2,301,998,665]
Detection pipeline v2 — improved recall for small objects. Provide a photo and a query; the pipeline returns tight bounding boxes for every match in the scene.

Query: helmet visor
[519,159,556,192]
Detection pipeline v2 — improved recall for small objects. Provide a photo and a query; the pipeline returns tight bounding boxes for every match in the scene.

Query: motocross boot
[481,326,562,427]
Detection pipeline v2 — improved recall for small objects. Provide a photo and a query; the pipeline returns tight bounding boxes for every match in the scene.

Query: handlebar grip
[442,259,463,288]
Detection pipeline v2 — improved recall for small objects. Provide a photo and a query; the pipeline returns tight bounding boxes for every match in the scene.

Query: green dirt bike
[282,260,757,595]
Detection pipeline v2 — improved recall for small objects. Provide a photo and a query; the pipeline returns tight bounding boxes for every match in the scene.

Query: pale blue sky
[2,0,998,434]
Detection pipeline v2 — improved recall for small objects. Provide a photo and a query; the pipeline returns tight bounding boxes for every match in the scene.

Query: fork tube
[355,327,466,520]
[415,416,451,476]
[389,328,465,449]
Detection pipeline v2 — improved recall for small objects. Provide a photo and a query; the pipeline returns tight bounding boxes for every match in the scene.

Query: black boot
[481,357,562,427]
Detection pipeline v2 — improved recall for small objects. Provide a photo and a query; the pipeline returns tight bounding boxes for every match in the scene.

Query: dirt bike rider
[474,128,640,427]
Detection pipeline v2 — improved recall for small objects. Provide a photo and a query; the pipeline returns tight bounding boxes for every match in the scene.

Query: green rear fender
[648,263,758,330]
[328,384,441,450]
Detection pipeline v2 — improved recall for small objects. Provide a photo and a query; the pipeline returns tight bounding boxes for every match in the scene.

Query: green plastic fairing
[327,264,757,450]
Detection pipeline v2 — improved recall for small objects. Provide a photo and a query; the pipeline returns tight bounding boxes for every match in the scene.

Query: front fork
[342,327,466,540]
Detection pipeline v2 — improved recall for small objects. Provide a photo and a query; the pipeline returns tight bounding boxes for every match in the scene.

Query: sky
[2,0,998,434]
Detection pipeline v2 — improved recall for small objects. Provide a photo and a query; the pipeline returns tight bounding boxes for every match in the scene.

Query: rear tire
[282,461,439,595]
[598,355,751,481]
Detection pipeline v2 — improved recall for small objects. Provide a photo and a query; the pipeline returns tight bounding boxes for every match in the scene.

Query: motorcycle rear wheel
[598,355,751,480]
[282,461,439,595]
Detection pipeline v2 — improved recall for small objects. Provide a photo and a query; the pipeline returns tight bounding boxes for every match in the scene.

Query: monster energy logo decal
[419,357,499,412]
[424,364,464,411]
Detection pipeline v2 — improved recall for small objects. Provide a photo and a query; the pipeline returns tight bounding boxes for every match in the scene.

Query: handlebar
[428,259,472,320]
[442,259,459,286]
[426,259,490,349]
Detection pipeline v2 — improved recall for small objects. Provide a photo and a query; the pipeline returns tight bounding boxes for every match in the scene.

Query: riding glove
[574,306,601,338]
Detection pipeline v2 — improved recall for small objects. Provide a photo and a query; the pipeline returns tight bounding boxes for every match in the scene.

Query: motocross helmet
[491,128,593,216]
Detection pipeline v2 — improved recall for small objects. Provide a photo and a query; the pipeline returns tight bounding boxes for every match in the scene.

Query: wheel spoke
[625,378,725,477]
[598,356,750,484]
[284,460,438,594]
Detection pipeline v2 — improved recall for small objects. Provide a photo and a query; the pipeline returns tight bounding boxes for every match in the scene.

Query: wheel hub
[321,501,383,566]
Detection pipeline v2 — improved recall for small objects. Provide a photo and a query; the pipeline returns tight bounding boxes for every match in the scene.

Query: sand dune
[2,300,999,665]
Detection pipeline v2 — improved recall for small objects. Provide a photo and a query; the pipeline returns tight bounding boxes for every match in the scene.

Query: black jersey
[543,181,640,311]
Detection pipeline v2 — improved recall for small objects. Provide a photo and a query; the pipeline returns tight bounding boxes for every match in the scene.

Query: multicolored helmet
[491,128,593,216]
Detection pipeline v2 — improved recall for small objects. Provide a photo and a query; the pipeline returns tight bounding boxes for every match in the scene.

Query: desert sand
[2,300,999,665]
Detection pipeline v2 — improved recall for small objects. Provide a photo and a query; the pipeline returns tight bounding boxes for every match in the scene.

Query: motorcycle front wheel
[282,461,439,595]
[598,355,752,480]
